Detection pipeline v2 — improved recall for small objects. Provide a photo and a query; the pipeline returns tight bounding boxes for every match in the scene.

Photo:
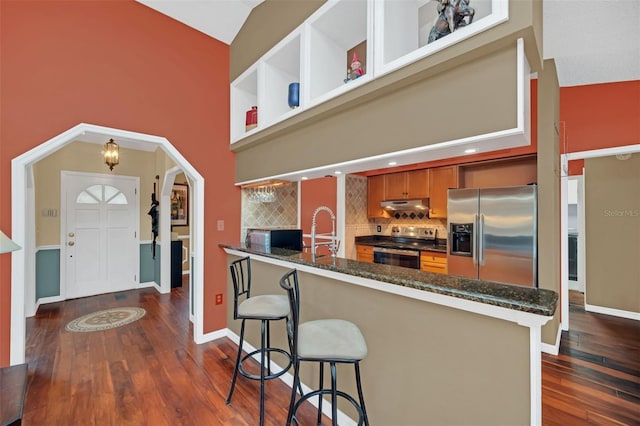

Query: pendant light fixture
[104,138,119,171]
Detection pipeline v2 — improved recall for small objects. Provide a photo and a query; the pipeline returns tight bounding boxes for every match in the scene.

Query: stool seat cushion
[298,319,367,360]
[238,294,290,319]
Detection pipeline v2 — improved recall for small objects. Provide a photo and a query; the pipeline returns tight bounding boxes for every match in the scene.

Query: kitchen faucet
[310,206,339,257]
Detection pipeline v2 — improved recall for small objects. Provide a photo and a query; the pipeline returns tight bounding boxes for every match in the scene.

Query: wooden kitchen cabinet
[384,169,429,199]
[420,251,447,274]
[367,175,389,218]
[356,245,374,263]
[429,165,459,219]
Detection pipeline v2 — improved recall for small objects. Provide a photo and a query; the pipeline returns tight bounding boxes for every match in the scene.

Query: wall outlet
[377,225,382,232]
[217,220,224,231]
[215,293,223,305]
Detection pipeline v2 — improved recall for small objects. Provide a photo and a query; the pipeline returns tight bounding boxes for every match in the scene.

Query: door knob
[68,241,75,246]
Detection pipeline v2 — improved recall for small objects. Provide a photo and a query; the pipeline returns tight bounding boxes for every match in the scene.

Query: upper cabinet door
[384,172,407,199]
[384,170,428,199]
[406,169,429,198]
[429,165,459,218]
[367,175,388,218]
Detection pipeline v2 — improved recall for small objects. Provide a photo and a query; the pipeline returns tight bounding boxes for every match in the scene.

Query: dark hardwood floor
[542,291,640,426]
[23,277,325,425]
[23,282,639,425]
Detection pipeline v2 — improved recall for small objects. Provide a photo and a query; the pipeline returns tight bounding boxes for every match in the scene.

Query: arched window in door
[76,184,128,205]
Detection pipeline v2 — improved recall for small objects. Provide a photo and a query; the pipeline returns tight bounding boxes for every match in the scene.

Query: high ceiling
[137,0,639,87]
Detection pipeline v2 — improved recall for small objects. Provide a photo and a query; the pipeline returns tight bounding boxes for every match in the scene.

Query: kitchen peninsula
[221,243,557,425]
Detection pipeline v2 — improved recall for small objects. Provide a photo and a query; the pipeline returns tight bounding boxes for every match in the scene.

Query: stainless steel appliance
[373,246,420,269]
[380,198,429,212]
[447,185,537,287]
[245,229,303,252]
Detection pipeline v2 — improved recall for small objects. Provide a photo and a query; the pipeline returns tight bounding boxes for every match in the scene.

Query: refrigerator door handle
[478,214,485,266]
[472,214,479,265]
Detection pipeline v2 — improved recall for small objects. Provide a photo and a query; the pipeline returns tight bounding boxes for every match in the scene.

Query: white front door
[61,172,139,299]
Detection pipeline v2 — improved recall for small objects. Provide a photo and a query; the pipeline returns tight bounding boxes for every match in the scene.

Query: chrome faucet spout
[311,206,338,257]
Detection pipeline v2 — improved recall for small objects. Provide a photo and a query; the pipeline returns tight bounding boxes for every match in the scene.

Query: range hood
[381,198,429,212]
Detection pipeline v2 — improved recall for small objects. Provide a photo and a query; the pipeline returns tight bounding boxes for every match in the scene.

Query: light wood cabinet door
[406,169,429,198]
[420,251,447,274]
[429,165,459,219]
[384,172,407,199]
[384,170,429,199]
[356,245,374,263]
[367,175,388,218]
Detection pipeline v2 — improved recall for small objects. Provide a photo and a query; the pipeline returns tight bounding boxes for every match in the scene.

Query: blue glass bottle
[288,82,300,108]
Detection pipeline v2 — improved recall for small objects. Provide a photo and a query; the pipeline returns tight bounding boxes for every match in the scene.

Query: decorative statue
[350,52,364,79]
[148,193,159,259]
[428,0,475,44]
[345,52,364,83]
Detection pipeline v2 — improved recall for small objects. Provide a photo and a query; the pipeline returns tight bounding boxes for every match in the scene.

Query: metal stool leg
[226,319,246,404]
[355,361,369,426]
[259,319,266,426]
[330,362,338,426]
[317,362,324,425]
[287,359,301,426]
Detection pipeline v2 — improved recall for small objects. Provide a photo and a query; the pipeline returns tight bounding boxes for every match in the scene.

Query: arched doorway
[10,123,205,364]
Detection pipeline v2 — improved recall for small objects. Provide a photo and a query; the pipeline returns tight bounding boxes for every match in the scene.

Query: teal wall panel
[140,243,161,284]
[36,249,60,299]
[36,245,159,302]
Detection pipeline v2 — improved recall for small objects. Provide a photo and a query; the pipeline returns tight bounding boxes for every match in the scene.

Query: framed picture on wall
[171,184,188,226]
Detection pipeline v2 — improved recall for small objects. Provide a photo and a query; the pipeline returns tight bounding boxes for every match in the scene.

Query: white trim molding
[11,123,206,365]
[540,324,562,356]
[585,304,640,321]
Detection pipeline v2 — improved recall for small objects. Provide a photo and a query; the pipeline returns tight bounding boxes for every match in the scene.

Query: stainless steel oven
[373,247,420,269]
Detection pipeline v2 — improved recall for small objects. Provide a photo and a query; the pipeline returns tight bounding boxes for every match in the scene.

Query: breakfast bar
[221,243,557,426]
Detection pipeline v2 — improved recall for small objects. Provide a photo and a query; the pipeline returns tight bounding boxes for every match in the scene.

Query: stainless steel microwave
[245,229,303,252]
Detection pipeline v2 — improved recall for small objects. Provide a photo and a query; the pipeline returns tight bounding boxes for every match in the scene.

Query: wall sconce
[0,230,21,254]
[104,138,119,171]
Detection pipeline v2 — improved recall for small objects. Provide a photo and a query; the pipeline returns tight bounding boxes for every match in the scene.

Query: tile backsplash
[240,175,449,256]
[344,174,448,259]
[241,185,298,240]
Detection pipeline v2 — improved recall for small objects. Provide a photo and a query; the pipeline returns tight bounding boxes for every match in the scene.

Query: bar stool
[279,269,369,426]
[226,256,292,426]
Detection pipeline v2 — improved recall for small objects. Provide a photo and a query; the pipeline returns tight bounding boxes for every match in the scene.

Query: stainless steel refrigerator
[447,185,537,287]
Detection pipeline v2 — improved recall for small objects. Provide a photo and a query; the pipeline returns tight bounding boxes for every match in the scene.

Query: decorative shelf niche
[230,65,258,142]
[230,0,510,145]
[261,31,303,128]
[374,0,508,78]
[305,0,373,107]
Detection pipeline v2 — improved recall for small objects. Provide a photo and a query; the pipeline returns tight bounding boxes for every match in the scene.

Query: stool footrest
[238,348,293,381]
[292,389,366,426]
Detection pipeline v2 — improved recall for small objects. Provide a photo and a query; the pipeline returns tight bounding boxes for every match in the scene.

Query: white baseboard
[198,328,229,344]
[540,324,561,355]
[138,281,159,290]
[585,304,640,321]
[37,295,65,306]
[224,328,358,426]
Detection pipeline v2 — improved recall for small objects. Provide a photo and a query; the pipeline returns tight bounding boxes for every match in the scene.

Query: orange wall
[561,81,640,153]
[0,0,236,365]
[300,177,337,256]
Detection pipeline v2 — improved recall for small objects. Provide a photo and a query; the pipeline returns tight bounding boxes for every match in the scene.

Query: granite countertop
[220,243,558,317]
[355,235,447,253]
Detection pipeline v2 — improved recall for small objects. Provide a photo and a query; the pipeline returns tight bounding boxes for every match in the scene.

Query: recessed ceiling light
[464,148,477,154]
[388,161,397,166]
[301,176,308,180]
[334,171,342,175]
